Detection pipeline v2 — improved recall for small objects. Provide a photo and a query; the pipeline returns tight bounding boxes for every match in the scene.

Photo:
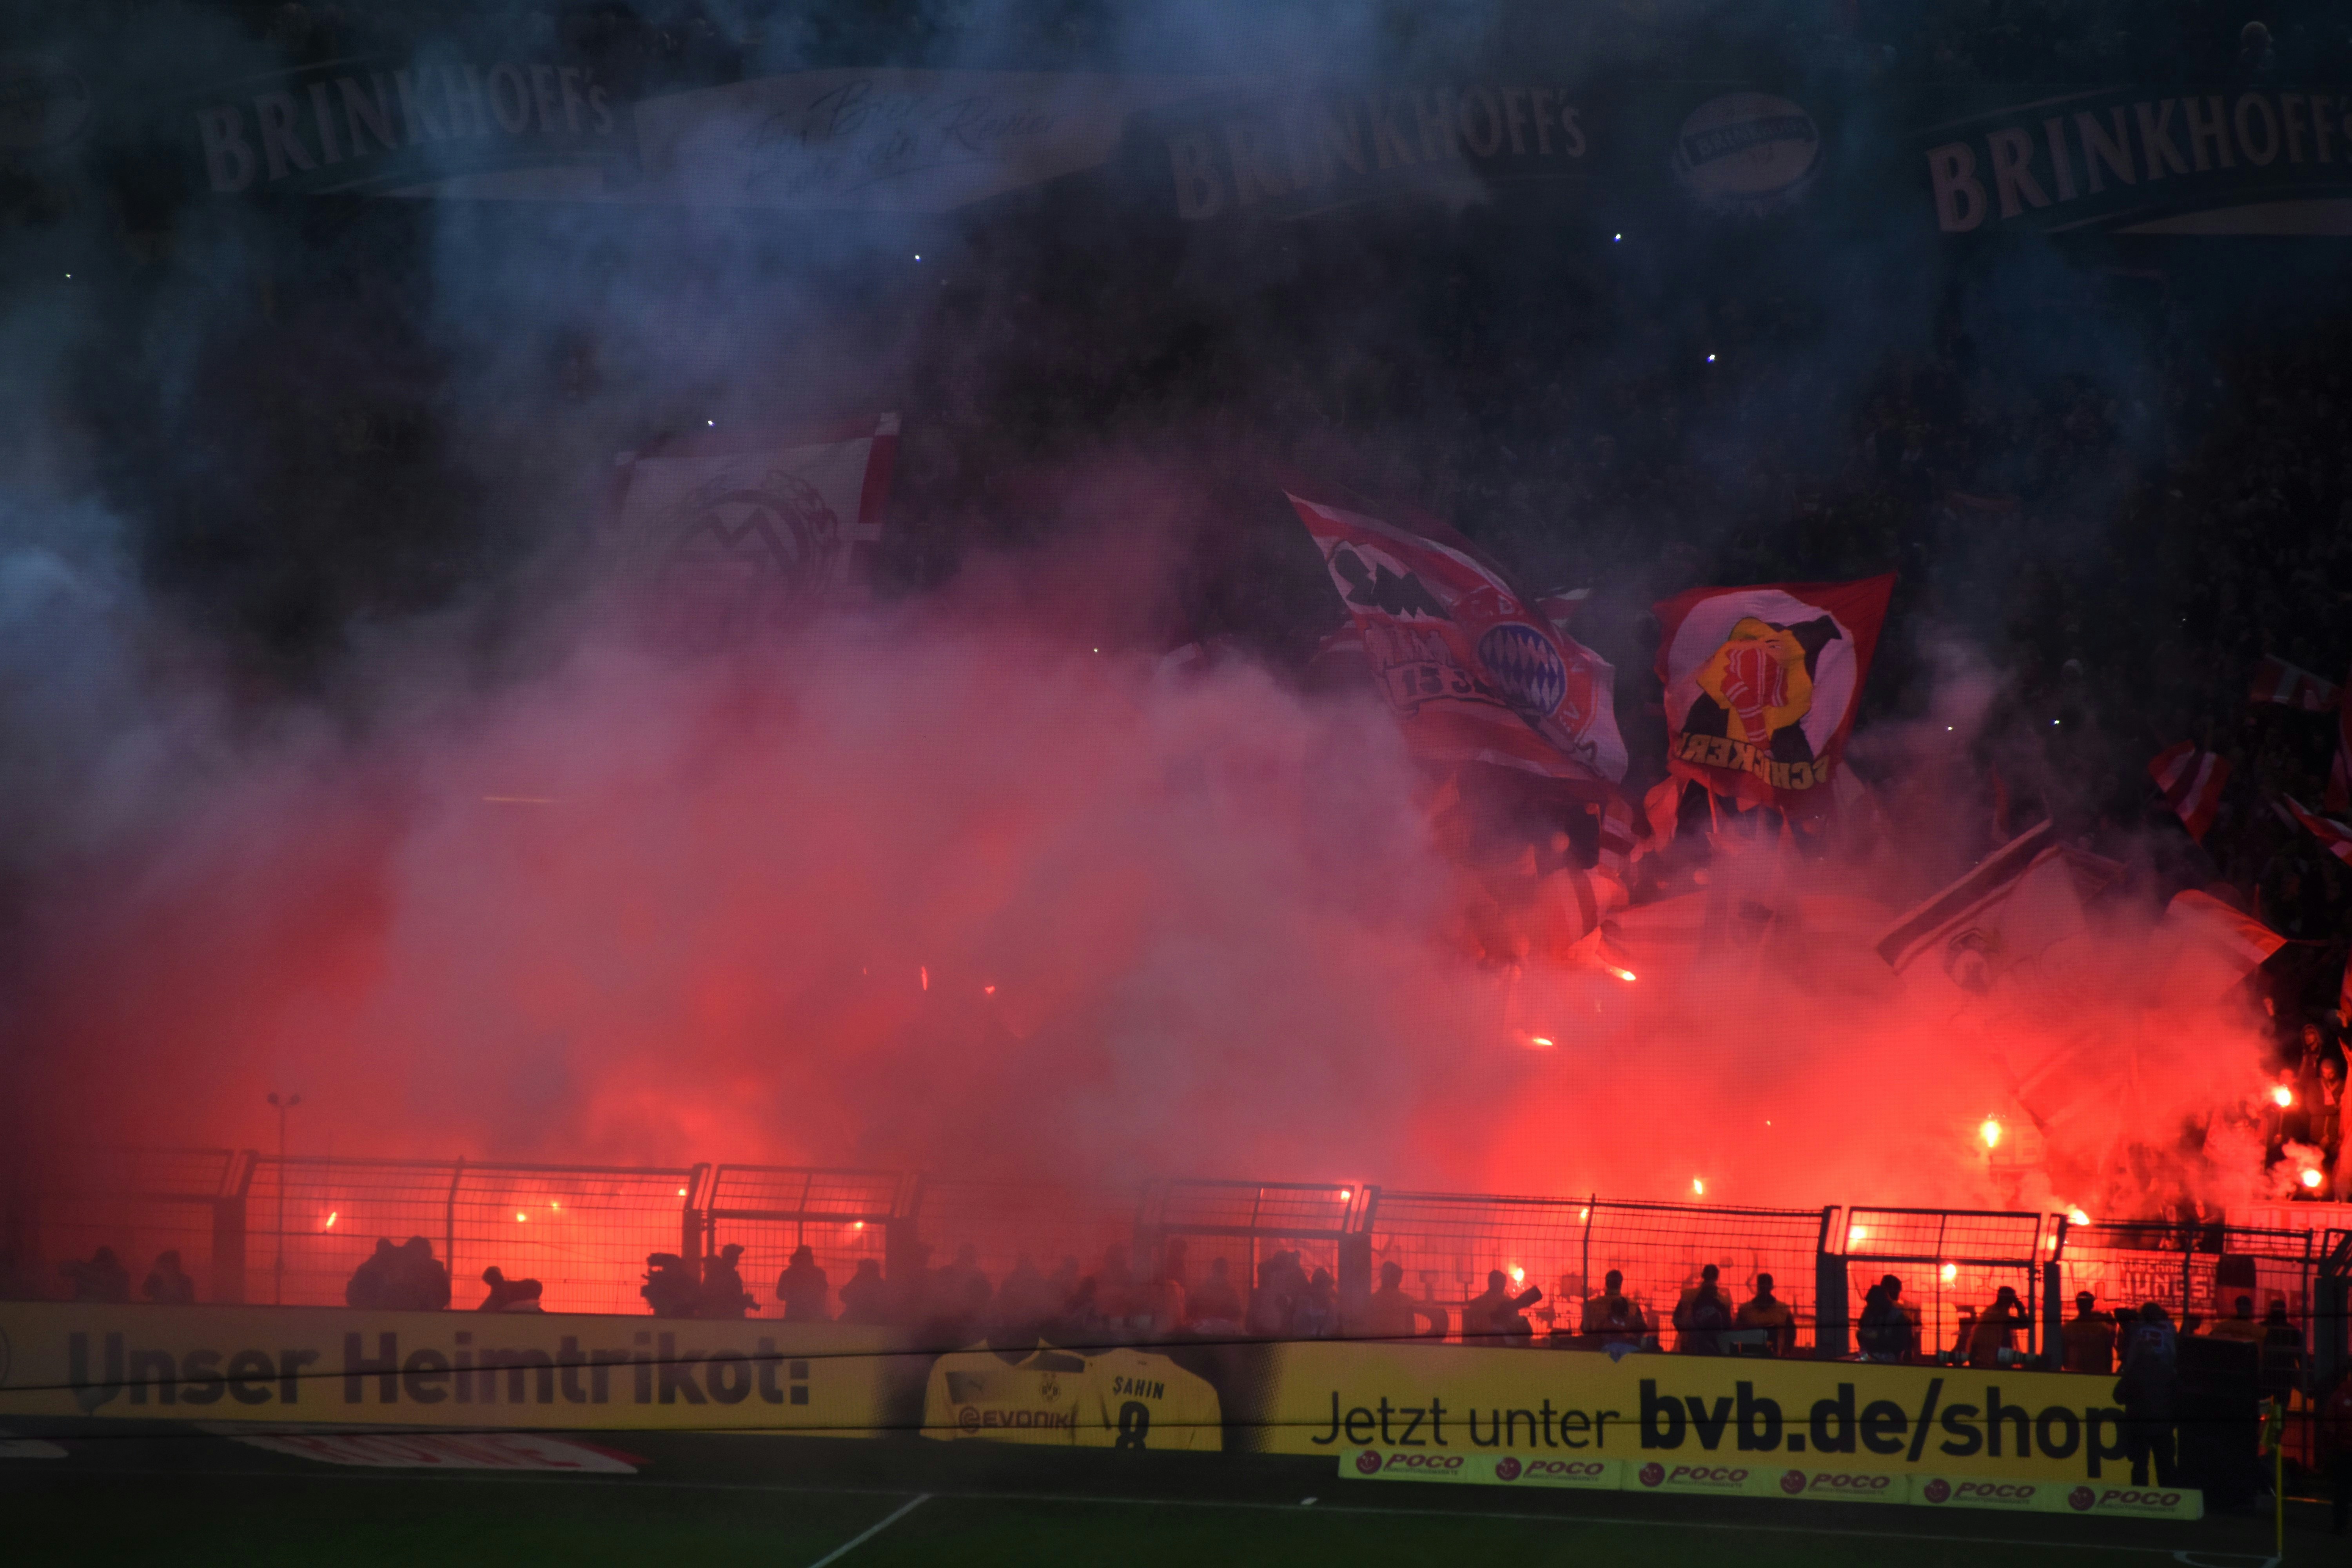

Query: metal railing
[1834,1206,2053,1363]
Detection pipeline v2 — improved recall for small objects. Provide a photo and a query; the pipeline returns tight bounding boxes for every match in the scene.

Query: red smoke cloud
[19,585,2271,1220]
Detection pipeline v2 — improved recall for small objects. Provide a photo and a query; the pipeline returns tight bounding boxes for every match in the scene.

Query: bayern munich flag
[2148,741,2229,842]
[1287,492,1627,789]
[1653,574,1895,815]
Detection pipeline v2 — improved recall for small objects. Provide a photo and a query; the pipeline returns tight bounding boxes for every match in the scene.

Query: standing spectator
[1464,1269,1539,1342]
[141,1250,197,1306]
[994,1253,1054,1332]
[1293,1267,1340,1339]
[1967,1285,2027,1366]
[2315,1055,2347,1197]
[1858,1276,1916,1362]
[1360,1261,1446,1341]
[345,1239,396,1309]
[60,1247,129,1303]
[776,1245,829,1322]
[2206,1295,2263,1345]
[641,1252,699,1318]
[1142,1239,1188,1337]
[1580,1269,1648,1348]
[2115,1302,2180,1487]
[1186,1257,1244,1334]
[2063,1292,2116,1374]
[698,1243,754,1320]
[391,1237,450,1310]
[1673,1264,1731,1355]
[836,1258,889,1325]
[1733,1272,1795,1356]
[2259,1299,2305,1401]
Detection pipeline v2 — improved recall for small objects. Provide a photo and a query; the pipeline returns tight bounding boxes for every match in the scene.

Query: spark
[1509,1266,1526,1284]
[550,1200,560,1211]
[853,1221,864,1230]
[919,966,929,991]
[2067,1207,2091,1225]
[323,1211,338,1229]
[706,418,715,426]
[2271,1085,2294,1108]
[1602,964,1637,983]
[515,1212,527,1222]
[1340,1189,1352,1200]
[1706,353,1716,363]
[1940,1263,1957,1283]
[1578,1208,1589,1221]
[2301,1167,2324,1190]
[1848,1224,1868,1245]
[1530,1035,1554,1048]
[1691,1177,1705,1196]
[677,1188,688,1197]
[914,254,922,261]
[1980,1116,2003,1150]
[1612,233,1622,241]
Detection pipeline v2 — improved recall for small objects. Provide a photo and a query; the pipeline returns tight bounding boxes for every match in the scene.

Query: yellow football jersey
[922,1342,1221,1451]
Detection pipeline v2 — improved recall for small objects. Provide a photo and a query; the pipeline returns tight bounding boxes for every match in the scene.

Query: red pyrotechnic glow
[323,1211,337,1229]
[2067,1207,2091,1225]
[2271,1085,2294,1108]
[1602,965,1636,983]
[1979,1117,2002,1150]
[1529,1035,1554,1048]
[1690,1177,1705,1196]
[2301,1167,2324,1190]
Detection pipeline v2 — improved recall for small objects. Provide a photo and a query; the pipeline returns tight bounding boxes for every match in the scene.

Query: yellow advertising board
[1256,1339,2166,1486]
[0,1303,912,1434]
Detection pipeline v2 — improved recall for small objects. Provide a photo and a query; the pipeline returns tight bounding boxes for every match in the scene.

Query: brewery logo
[1494,1455,1523,1481]
[1671,92,1821,216]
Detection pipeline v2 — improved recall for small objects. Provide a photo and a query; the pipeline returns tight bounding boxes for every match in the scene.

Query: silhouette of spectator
[2063,1292,2116,1374]
[1580,1269,1647,1348]
[1142,1239,1188,1336]
[776,1245,829,1322]
[641,1252,699,1318]
[1187,1256,1244,1333]
[477,1266,544,1312]
[1361,1260,1445,1340]
[1858,1274,1916,1361]
[1247,1252,1305,1338]
[836,1257,889,1325]
[2260,1299,2305,1401]
[1293,1267,1339,1339]
[2115,1302,2179,1486]
[390,1237,450,1310]
[699,1243,753,1319]
[2207,1294,2262,1344]
[1733,1271,1794,1356]
[142,1249,197,1306]
[61,1246,129,1303]
[1967,1284,2026,1366]
[994,1252,1054,1332]
[1464,1269,1539,1341]
[345,1239,397,1308]
[1673,1263,1731,1355]
[1093,1242,1138,1329]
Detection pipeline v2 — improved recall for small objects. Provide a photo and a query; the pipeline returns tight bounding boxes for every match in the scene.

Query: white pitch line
[804,1492,929,1568]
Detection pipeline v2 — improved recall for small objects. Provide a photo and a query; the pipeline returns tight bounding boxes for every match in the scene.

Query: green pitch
[0,1426,2319,1566]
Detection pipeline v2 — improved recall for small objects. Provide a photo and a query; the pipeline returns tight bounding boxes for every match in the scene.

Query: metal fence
[1141,1179,1367,1310]
[13,1149,2349,1397]
[243,1157,701,1315]
[19,1148,250,1305]
[1838,1206,2053,1362]
[701,1166,903,1320]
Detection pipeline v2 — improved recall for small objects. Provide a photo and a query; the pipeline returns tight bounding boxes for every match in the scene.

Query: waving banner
[1654,575,1894,814]
[612,414,897,651]
[1287,492,1626,789]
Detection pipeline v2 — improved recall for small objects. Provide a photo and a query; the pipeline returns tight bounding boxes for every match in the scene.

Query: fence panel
[1362,1190,1589,1337]
[905,1178,1143,1298]
[24,1148,246,1304]
[703,1166,902,1320]
[1842,1207,2049,1362]
[245,1156,462,1308]
[1146,1180,1363,1310]
[452,1164,699,1316]
[1583,1199,1826,1351]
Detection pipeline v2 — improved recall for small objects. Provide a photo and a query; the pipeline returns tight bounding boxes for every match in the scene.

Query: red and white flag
[1288,492,1627,788]
[2249,655,2340,712]
[2278,794,2352,867]
[1653,575,1895,815]
[611,413,898,650]
[2151,889,2284,1006]
[2148,741,2229,842]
